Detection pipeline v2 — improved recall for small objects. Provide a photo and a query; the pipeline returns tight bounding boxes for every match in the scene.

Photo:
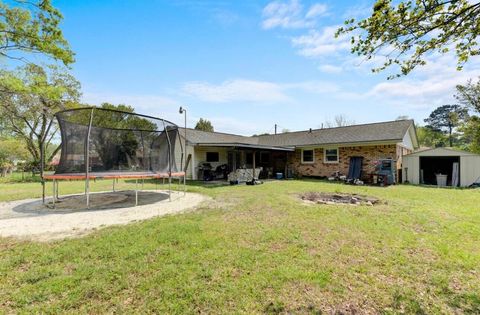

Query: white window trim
[301,149,315,164]
[324,147,339,164]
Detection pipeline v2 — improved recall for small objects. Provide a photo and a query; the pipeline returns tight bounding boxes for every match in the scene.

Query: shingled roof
[179,128,258,145]
[180,119,415,148]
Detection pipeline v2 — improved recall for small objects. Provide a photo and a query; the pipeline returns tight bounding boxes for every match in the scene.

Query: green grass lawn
[0,180,479,313]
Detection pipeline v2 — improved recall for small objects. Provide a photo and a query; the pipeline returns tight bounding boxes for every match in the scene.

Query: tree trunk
[449,126,453,147]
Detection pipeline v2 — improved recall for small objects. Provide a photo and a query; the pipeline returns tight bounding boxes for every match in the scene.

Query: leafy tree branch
[337,0,480,78]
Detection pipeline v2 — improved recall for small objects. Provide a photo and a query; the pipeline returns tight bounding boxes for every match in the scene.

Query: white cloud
[182,79,290,103]
[366,55,480,110]
[283,80,340,93]
[291,26,350,57]
[305,3,328,19]
[206,116,262,136]
[261,0,327,30]
[182,79,340,103]
[318,64,343,73]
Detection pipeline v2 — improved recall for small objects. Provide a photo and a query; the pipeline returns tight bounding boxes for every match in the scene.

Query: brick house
[175,120,418,182]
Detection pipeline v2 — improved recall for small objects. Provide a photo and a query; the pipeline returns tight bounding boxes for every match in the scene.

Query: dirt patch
[300,192,381,206]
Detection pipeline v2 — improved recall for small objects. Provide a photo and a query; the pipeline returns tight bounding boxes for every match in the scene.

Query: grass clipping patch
[300,192,380,206]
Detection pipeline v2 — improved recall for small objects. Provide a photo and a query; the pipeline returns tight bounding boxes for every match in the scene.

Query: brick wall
[288,144,400,178]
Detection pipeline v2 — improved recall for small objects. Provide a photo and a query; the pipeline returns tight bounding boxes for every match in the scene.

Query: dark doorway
[227,151,241,172]
[420,156,460,186]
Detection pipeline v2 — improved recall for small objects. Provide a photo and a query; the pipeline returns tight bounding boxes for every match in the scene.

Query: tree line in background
[416,79,480,152]
[0,0,74,177]
[0,0,134,177]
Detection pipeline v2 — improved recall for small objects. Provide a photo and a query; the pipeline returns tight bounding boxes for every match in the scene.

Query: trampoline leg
[52,179,56,208]
[42,180,45,205]
[135,179,138,206]
[86,178,90,209]
[168,177,171,201]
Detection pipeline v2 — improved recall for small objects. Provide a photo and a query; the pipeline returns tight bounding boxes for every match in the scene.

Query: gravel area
[0,190,207,241]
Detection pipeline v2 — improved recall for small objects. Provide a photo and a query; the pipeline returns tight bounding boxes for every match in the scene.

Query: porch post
[285,152,288,179]
[252,150,256,182]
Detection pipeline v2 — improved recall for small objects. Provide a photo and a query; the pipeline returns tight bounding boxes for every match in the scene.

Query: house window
[324,148,339,163]
[301,149,314,163]
[206,152,219,162]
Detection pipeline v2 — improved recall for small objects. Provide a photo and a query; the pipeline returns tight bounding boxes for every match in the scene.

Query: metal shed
[402,148,480,187]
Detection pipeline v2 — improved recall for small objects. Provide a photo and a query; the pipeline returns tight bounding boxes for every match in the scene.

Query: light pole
[179,106,187,194]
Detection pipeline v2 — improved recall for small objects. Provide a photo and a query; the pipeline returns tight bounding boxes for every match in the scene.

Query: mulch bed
[300,192,381,206]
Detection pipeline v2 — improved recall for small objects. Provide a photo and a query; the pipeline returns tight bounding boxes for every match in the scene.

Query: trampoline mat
[43,171,185,180]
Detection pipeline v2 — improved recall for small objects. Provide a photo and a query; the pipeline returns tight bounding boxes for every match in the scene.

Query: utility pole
[275,124,277,135]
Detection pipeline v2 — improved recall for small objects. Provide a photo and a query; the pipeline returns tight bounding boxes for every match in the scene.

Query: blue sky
[52,0,480,135]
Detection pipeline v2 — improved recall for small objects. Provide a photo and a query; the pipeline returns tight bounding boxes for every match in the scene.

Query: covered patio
[193,143,295,182]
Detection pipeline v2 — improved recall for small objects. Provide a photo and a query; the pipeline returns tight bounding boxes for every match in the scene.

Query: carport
[402,148,480,187]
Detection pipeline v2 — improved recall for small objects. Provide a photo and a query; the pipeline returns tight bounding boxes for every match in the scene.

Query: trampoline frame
[41,107,187,209]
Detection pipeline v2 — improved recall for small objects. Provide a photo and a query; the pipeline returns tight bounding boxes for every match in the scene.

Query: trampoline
[41,107,186,208]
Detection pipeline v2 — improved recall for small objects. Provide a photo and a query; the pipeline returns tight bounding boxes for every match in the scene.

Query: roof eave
[196,142,295,151]
[293,139,404,148]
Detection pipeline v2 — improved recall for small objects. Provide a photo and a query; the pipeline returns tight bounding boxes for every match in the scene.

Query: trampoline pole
[41,119,52,205]
[85,108,94,210]
[52,179,56,208]
[42,181,45,205]
[168,176,171,201]
[86,180,90,209]
[135,179,138,206]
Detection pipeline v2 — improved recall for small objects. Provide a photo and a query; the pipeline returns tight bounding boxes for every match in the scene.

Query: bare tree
[325,114,355,128]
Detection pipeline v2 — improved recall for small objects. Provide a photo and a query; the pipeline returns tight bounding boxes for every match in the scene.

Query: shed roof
[404,147,480,157]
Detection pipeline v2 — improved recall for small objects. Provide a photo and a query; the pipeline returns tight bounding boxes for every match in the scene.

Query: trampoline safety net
[55,107,182,176]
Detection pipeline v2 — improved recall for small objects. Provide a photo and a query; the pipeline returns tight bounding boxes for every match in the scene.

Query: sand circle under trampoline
[0,191,207,241]
[20,190,172,214]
